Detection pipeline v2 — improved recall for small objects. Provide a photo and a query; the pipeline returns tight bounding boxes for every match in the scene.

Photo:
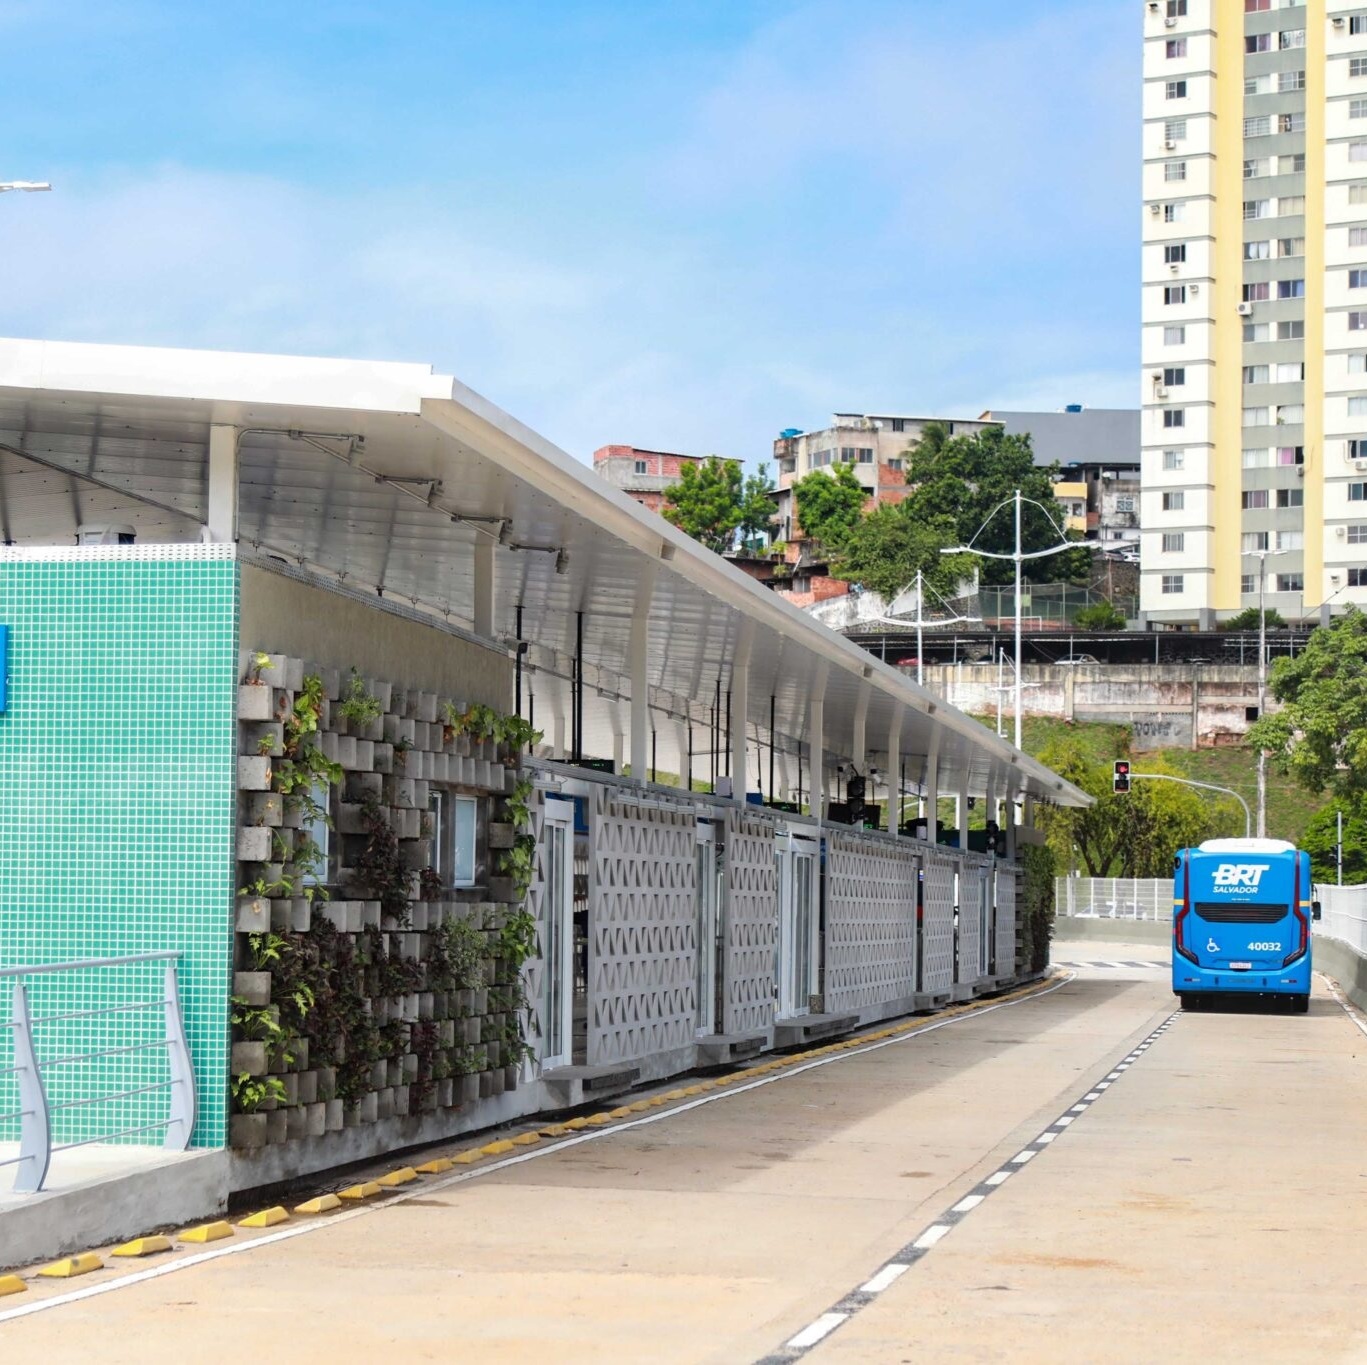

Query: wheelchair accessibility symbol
[1206,938,1220,954]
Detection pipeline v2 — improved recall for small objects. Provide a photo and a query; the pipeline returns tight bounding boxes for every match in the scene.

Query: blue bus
[1172,838,1321,1013]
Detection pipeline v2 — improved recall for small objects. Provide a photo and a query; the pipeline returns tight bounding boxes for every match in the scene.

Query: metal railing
[0,952,195,1192]
[1315,884,1367,957]
[1055,877,1173,922]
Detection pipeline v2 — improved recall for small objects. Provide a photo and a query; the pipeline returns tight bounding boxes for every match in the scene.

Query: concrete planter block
[283,657,305,693]
[247,792,284,827]
[488,823,516,850]
[242,722,285,758]
[401,1053,419,1083]
[395,808,422,840]
[376,1089,394,1121]
[316,1066,336,1098]
[325,1099,345,1132]
[291,1037,309,1072]
[280,1073,300,1107]
[344,770,381,802]
[504,766,518,793]
[384,776,416,809]
[319,730,340,762]
[318,900,348,932]
[503,1065,519,1092]
[417,691,439,724]
[394,1085,409,1114]
[236,897,271,933]
[473,988,489,1016]
[296,1070,319,1105]
[237,826,273,862]
[370,1061,388,1091]
[354,740,375,772]
[305,1102,328,1139]
[230,1113,268,1149]
[344,1103,362,1129]
[290,898,312,933]
[438,1019,455,1047]
[463,1016,481,1045]
[370,679,393,712]
[238,756,273,791]
[266,1110,289,1145]
[238,684,275,721]
[321,667,342,701]
[419,992,435,1020]
[337,804,370,835]
[362,901,382,929]
[233,971,272,1007]
[455,734,472,758]
[488,877,517,905]
[436,1078,454,1109]
[460,1074,481,1104]
[334,711,351,737]
[281,802,306,831]
[232,1041,268,1076]
[413,780,430,810]
[360,715,385,744]
[373,743,394,775]
[400,838,431,870]
[337,736,359,769]
[360,1092,378,1124]
[408,903,430,932]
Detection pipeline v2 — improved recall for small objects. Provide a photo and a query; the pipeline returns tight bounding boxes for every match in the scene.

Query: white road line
[985,1171,1012,1186]
[952,1194,985,1212]
[860,1263,910,1294]
[1320,973,1367,1040]
[786,1313,848,1349]
[1036,1132,1057,1144]
[1010,1150,1036,1164]
[912,1225,952,1250]
[1055,1116,1075,1126]
[0,973,1082,1327]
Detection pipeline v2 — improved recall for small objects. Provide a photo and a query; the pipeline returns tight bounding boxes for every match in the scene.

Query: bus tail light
[1283,860,1308,967]
[1175,854,1198,964]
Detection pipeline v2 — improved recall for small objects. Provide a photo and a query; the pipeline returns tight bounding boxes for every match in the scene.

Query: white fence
[1055,877,1173,922]
[1315,884,1367,957]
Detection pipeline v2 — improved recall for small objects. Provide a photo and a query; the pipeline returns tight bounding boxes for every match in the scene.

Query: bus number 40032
[1247,941,1282,953]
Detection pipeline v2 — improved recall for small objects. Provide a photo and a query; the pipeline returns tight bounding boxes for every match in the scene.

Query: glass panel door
[542,799,574,1068]
[776,834,818,1018]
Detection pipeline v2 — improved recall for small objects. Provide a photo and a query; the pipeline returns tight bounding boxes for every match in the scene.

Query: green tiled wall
[0,554,237,1150]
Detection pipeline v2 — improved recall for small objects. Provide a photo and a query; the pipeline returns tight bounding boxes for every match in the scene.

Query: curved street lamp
[939,488,1075,751]
[0,182,52,193]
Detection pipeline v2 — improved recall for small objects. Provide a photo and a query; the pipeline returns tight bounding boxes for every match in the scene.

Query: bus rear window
[1194,902,1286,924]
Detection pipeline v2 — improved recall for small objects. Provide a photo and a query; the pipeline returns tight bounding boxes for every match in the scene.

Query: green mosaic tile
[0,556,237,1150]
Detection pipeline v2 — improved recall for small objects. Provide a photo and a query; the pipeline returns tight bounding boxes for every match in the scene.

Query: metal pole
[1257,553,1267,838]
[1014,488,1023,751]
[1338,808,1344,886]
[996,648,1004,738]
[915,568,924,687]
[769,694,776,800]
[1129,771,1252,839]
[514,603,523,717]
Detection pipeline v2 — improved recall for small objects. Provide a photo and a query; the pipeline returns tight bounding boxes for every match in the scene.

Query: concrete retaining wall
[1055,916,1172,947]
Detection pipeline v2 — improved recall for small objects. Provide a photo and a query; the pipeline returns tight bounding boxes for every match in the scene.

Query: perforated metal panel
[522,788,549,1053]
[723,807,779,1035]
[997,866,1018,978]
[587,788,698,1065]
[957,854,988,988]
[921,854,958,995]
[824,831,918,1012]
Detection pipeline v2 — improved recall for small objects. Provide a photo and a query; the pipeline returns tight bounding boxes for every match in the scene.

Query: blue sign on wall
[0,625,7,713]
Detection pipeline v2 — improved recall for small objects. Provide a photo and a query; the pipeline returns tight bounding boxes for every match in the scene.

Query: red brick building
[592,445,738,514]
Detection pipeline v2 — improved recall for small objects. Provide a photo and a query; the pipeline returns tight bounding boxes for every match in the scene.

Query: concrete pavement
[4,944,1364,1364]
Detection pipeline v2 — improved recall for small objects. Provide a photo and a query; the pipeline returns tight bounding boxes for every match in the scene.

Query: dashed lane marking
[0,972,1077,1326]
[755,1010,1179,1364]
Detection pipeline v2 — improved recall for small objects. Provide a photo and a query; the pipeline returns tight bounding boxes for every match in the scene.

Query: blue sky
[1,0,1137,466]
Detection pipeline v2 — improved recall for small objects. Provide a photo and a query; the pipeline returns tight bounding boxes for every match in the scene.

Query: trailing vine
[355,795,412,924]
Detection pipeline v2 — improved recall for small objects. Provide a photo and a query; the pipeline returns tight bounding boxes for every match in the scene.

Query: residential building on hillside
[592,444,739,514]
[1141,1,1367,627]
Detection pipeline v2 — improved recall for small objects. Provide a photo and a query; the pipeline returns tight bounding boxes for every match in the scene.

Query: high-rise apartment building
[1142,1,1367,626]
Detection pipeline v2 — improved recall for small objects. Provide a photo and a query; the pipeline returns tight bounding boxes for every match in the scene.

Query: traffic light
[1113,760,1131,794]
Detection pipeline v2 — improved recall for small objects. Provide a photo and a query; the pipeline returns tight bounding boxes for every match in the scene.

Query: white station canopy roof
[0,338,1089,808]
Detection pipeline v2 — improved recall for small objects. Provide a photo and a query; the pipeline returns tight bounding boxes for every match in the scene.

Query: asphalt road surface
[4,942,1366,1365]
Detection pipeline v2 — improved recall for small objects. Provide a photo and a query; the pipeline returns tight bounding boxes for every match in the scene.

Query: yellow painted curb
[38,1253,102,1278]
[416,1158,454,1174]
[181,1221,233,1244]
[112,1235,172,1258]
[338,1182,382,1201]
[480,1139,515,1156]
[294,1194,342,1215]
[0,1274,28,1297]
[451,1149,484,1164]
[376,1167,418,1187]
[510,1132,541,1147]
[239,1207,289,1229]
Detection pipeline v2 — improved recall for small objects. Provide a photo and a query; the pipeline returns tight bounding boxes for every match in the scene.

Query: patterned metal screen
[922,854,959,995]
[723,807,779,1035]
[996,866,1018,977]
[957,854,988,987]
[824,831,918,1012]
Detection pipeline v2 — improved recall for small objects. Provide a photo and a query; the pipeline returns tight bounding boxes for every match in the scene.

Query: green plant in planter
[496,716,543,752]
[418,866,443,900]
[256,734,276,757]
[495,834,536,902]
[394,737,412,770]
[338,668,381,726]
[463,703,498,742]
[287,674,327,746]
[502,777,535,833]
[231,996,294,1069]
[426,914,488,994]
[247,932,289,971]
[239,874,294,899]
[231,1072,288,1113]
[356,797,413,925]
[245,652,274,685]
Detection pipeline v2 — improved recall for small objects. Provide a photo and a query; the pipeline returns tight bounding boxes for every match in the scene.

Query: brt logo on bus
[1212,864,1267,888]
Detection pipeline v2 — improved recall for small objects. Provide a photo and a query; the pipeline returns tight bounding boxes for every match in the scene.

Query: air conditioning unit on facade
[1337,525,1348,538]
[1237,301,1254,315]
[1165,15,1178,26]
[1165,139,1178,150]
[1190,283,1200,295]
[1355,459,1367,472]
[1150,203,1162,216]
[1156,385,1170,398]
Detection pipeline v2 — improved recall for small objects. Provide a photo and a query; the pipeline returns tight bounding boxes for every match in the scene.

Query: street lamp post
[940,488,1074,751]
[0,182,52,194]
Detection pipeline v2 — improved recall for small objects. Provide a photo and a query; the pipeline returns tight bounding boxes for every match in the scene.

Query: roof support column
[808,663,828,821]
[957,768,971,852]
[472,538,495,639]
[730,622,753,801]
[852,685,869,773]
[207,424,238,544]
[886,713,902,835]
[629,563,657,787]
[921,730,941,835]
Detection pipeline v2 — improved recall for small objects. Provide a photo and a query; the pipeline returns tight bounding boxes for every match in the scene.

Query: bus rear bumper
[1172,960,1311,997]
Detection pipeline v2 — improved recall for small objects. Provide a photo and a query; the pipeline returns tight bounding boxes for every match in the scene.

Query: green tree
[1074,600,1126,630]
[1301,804,1367,885]
[1221,605,1287,631]
[1248,607,1367,815]
[1035,736,1241,878]
[901,424,1091,586]
[737,463,775,550]
[793,462,867,554]
[831,502,977,601]
[662,457,743,554]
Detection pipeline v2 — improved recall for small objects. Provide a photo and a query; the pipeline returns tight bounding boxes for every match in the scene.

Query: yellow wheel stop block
[376,1167,418,1186]
[38,1253,102,1278]
[479,1139,515,1155]
[416,1158,454,1174]
[112,1235,173,1258]
[450,1149,483,1164]
[239,1206,289,1229]
[294,1194,342,1215]
[0,1274,28,1296]
[181,1221,233,1244]
[510,1132,541,1147]
[338,1182,382,1200]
